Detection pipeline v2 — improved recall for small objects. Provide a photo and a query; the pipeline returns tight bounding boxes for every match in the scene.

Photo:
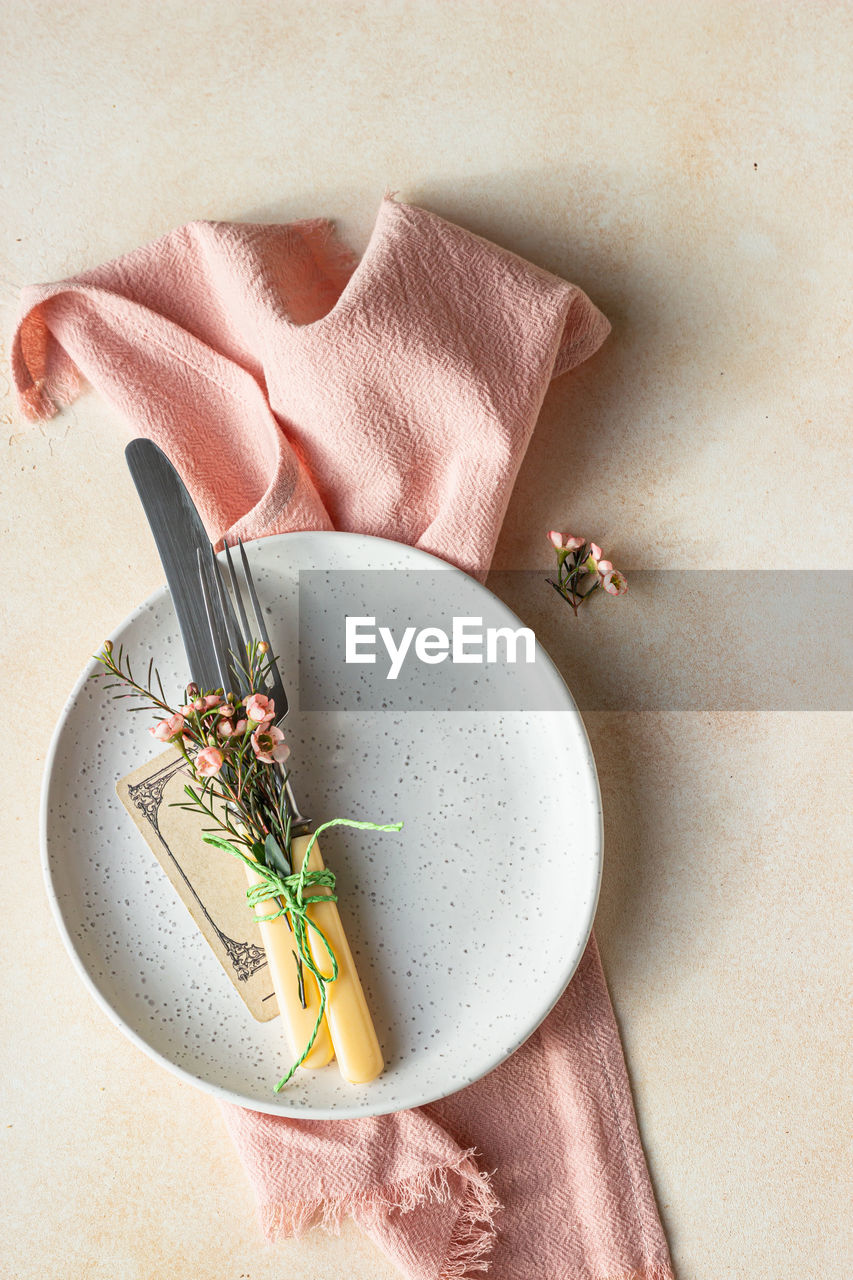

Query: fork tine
[238,539,287,716]
[209,548,249,697]
[238,539,272,649]
[197,548,231,694]
[224,538,252,643]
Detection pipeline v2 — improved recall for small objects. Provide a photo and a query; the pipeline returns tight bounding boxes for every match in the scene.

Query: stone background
[1,3,849,1276]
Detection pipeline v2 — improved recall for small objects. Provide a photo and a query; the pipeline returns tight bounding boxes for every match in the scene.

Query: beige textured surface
[1,3,850,1277]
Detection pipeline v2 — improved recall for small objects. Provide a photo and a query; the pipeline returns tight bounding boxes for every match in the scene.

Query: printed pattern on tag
[116,748,279,1022]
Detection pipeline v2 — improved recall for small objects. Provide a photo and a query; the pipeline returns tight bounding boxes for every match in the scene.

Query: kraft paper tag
[116,747,278,1022]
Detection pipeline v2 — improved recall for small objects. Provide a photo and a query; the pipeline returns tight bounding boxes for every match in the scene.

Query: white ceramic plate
[41,532,601,1118]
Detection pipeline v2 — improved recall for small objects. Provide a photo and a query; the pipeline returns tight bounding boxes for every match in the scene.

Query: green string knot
[203,817,402,1090]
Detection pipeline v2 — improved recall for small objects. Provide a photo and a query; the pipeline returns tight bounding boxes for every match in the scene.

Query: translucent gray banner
[296,570,852,712]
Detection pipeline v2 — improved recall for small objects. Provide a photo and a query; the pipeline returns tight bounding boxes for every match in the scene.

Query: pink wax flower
[548,531,585,551]
[203,694,221,709]
[245,693,275,724]
[196,746,224,776]
[149,712,185,741]
[178,700,203,716]
[602,569,628,596]
[251,725,290,764]
[217,717,247,739]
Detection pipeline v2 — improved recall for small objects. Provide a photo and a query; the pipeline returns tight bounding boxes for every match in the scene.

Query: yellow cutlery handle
[243,858,334,1070]
[292,832,384,1085]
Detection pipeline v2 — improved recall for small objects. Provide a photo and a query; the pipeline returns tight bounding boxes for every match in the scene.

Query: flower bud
[258,641,269,655]
[103,640,113,654]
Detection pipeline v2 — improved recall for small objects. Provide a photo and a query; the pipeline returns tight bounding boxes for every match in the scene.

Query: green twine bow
[203,818,402,1091]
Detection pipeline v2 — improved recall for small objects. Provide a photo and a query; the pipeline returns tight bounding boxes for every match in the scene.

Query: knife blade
[125,439,229,693]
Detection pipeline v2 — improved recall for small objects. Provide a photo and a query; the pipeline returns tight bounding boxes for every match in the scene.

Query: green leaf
[264,833,292,877]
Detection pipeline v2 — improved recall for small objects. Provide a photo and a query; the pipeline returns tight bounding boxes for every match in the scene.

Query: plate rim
[40,529,603,1118]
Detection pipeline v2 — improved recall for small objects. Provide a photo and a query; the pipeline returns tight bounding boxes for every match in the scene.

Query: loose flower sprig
[546,531,628,616]
[91,638,401,1090]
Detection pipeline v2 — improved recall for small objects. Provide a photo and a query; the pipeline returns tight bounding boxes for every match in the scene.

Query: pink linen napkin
[14,195,673,1279]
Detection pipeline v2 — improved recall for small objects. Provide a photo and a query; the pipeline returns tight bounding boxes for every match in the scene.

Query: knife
[125,437,336,1072]
[126,440,225,693]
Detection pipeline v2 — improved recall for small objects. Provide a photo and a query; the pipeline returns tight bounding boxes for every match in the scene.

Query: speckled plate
[41,532,601,1118]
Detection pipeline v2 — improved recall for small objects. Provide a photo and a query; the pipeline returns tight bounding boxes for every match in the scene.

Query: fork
[200,538,310,834]
[198,539,385,1086]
